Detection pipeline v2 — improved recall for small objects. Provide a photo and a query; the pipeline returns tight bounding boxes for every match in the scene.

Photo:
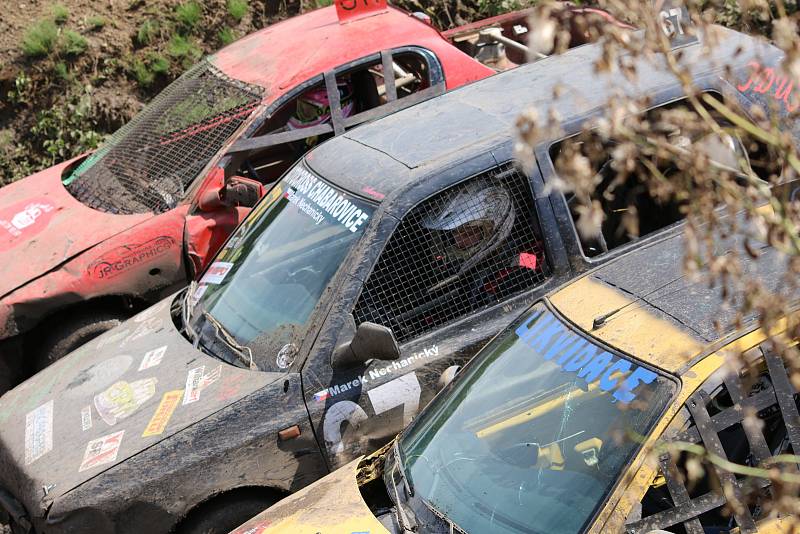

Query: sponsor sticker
[25,400,53,465]
[81,405,93,431]
[138,346,167,371]
[79,430,124,472]
[142,390,183,437]
[0,198,56,252]
[121,317,164,347]
[201,262,234,285]
[87,236,177,279]
[284,167,370,233]
[94,378,158,425]
[183,365,222,405]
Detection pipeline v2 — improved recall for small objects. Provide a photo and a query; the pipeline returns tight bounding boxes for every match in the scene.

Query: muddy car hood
[0,296,275,513]
[0,157,150,298]
[231,457,390,534]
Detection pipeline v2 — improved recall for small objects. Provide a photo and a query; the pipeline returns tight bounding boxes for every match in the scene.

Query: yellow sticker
[142,390,183,438]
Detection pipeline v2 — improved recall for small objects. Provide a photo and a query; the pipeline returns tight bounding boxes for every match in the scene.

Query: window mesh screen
[65,60,263,215]
[354,164,549,343]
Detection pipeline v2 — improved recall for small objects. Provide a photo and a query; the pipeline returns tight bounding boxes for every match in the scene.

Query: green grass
[148,53,170,74]
[218,27,236,46]
[175,1,202,30]
[87,16,106,30]
[53,61,71,81]
[62,30,88,56]
[136,19,157,46]
[52,4,69,24]
[227,0,248,21]
[21,19,59,57]
[131,58,154,87]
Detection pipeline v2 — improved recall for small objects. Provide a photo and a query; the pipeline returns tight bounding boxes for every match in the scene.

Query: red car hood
[0,158,150,298]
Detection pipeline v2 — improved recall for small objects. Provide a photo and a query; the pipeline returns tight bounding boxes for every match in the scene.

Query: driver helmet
[422,180,516,278]
[287,79,356,130]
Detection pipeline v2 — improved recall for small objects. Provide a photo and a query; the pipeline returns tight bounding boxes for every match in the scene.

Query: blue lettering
[563,345,601,372]
[613,367,658,403]
[577,352,614,382]
[599,360,631,392]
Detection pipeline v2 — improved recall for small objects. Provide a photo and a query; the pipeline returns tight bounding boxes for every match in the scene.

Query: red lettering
[754,67,775,93]
[737,61,762,91]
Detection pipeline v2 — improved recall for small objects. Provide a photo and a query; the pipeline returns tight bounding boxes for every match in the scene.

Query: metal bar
[723,373,773,468]
[686,391,757,532]
[381,50,398,102]
[325,70,345,137]
[227,83,445,157]
[227,124,335,155]
[668,387,778,444]
[626,491,726,533]
[763,348,800,466]
[658,453,704,534]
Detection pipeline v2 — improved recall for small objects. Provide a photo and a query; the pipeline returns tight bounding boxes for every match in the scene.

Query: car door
[302,158,569,470]
[184,46,447,274]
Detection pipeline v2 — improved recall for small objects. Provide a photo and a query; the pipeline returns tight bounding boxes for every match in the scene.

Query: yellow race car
[230,228,799,534]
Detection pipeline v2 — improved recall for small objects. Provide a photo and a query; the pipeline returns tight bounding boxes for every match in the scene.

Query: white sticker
[121,318,163,347]
[138,346,167,371]
[25,400,54,465]
[201,262,234,285]
[79,430,124,472]
[367,372,422,426]
[276,343,297,369]
[183,365,222,405]
[81,406,93,431]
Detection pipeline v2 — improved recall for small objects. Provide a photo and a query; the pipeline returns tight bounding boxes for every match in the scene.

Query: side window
[353,163,550,343]
[628,346,800,533]
[235,51,435,186]
[550,94,776,258]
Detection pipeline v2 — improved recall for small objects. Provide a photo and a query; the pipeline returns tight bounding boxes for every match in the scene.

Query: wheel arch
[173,485,287,533]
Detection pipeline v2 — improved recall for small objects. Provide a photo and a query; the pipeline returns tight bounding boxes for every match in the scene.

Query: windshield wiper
[201,310,258,370]
[390,443,418,533]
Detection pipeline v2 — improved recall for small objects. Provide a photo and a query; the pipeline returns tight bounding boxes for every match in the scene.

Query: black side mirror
[331,321,400,369]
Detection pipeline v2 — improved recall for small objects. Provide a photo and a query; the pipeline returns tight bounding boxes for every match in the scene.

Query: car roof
[550,226,797,375]
[210,5,446,99]
[307,25,780,198]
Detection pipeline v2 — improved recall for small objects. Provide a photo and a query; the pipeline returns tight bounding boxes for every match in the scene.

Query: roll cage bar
[227,49,446,158]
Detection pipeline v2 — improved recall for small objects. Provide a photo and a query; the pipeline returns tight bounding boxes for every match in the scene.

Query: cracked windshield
[188,164,375,372]
[399,303,676,534]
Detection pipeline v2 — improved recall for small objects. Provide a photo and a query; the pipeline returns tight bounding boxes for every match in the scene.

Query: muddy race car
[0,0,619,388]
[230,227,800,534]
[0,21,788,534]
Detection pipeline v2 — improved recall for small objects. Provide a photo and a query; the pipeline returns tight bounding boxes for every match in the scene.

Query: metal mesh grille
[354,164,550,343]
[65,60,263,215]
[627,346,800,534]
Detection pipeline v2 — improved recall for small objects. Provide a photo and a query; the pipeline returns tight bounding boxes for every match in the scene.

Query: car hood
[230,457,390,534]
[0,157,150,298]
[0,295,275,513]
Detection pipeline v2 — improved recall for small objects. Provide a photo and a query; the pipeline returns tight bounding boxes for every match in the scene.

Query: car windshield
[398,303,676,534]
[63,59,263,215]
[189,164,375,372]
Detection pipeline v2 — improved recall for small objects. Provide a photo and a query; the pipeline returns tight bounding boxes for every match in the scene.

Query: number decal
[659,7,685,37]
[323,400,368,455]
[321,372,423,459]
[367,372,422,426]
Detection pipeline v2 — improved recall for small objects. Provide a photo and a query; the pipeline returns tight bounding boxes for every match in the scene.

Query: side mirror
[197,170,265,212]
[332,321,400,369]
[437,365,460,391]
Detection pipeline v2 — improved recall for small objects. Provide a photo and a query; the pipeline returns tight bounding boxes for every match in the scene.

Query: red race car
[0,0,622,388]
